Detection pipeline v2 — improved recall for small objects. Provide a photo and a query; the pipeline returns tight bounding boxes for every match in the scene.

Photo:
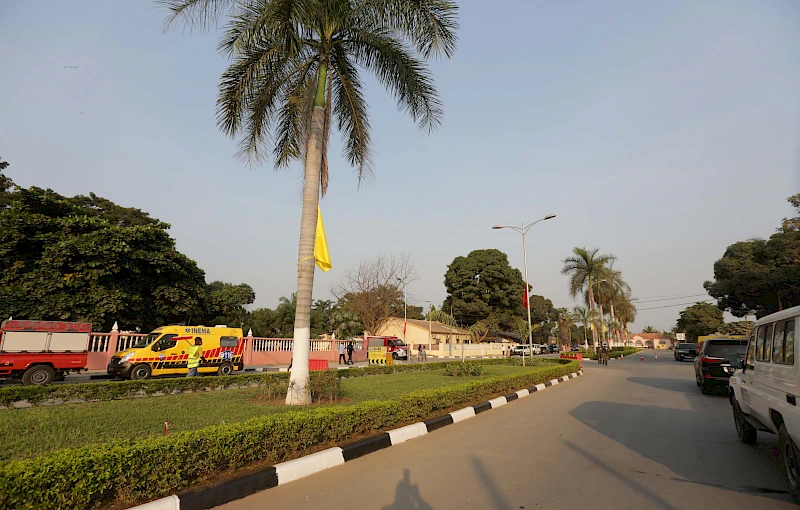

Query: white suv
[729,305,800,502]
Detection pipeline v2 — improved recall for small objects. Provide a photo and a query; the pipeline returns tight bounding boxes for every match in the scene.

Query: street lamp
[492,214,556,367]
[397,277,409,364]
[425,300,433,351]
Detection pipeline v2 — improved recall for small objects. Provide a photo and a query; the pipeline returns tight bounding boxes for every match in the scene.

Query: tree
[556,308,574,347]
[205,281,256,326]
[573,306,590,346]
[676,302,725,342]
[720,321,755,336]
[443,249,528,331]
[615,291,637,346]
[0,157,12,210]
[332,254,417,335]
[642,325,657,333]
[705,194,800,317]
[561,248,616,345]
[0,186,206,331]
[161,0,458,405]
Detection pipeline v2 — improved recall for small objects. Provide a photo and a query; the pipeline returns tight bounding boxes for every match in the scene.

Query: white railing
[310,340,332,351]
[117,334,148,351]
[252,338,294,352]
[88,334,111,352]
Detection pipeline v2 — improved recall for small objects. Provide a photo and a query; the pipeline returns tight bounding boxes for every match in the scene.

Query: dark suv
[674,342,699,361]
[694,338,748,394]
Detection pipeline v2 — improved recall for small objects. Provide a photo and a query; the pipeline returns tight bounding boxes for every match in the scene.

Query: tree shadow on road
[627,376,701,395]
[469,455,512,510]
[381,468,434,510]
[569,401,789,503]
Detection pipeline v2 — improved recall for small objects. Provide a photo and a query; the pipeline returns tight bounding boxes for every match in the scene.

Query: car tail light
[704,373,711,379]
[701,356,723,364]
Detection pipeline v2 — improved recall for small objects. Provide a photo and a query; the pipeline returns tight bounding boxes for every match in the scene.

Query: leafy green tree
[0,186,205,331]
[162,0,458,405]
[0,157,12,210]
[205,281,255,326]
[676,302,725,342]
[443,249,528,331]
[720,321,755,336]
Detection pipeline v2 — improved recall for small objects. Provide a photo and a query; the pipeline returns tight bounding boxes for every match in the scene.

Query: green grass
[0,365,537,462]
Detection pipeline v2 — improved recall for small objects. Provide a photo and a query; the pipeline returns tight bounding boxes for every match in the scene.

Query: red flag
[403,322,407,334]
[523,289,529,309]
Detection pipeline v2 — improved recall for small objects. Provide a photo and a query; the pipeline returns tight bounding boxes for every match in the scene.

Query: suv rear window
[705,340,748,358]
[678,343,697,349]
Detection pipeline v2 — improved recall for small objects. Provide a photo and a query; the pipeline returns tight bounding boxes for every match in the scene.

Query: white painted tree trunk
[285,105,325,405]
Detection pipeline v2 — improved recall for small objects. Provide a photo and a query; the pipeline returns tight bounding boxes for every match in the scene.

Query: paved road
[220,350,794,510]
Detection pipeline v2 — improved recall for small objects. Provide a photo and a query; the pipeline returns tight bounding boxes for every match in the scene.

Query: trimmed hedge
[443,362,485,376]
[0,358,524,408]
[0,371,341,408]
[581,348,639,360]
[0,360,578,509]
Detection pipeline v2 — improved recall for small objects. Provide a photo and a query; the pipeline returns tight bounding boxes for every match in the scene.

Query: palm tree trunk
[286,63,327,405]
[609,302,617,347]
[587,283,598,347]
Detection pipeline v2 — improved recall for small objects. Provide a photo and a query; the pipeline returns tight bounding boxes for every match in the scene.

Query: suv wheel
[732,400,756,445]
[780,424,800,503]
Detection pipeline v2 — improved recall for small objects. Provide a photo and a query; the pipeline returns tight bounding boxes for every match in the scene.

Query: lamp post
[397,277,409,364]
[493,214,556,367]
[425,300,433,351]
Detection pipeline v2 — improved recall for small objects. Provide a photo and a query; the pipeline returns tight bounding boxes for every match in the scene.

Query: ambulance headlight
[120,352,135,364]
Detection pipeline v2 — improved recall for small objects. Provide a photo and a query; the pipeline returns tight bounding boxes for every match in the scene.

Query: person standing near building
[338,342,347,365]
[346,341,354,365]
[187,337,205,377]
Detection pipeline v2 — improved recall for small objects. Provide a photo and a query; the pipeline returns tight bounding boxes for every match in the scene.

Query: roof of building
[381,317,469,335]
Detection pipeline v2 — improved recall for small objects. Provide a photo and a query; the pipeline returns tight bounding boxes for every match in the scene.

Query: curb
[132,370,584,510]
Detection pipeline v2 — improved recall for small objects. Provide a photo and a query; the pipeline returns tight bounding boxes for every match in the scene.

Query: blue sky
[1,0,798,331]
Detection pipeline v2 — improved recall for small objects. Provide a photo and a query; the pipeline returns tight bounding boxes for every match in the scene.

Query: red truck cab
[0,320,92,385]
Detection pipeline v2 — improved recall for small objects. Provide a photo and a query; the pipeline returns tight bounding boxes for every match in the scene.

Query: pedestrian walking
[186,337,205,377]
[338,342,347,365]
[419,345,427,362]
[346,341,354,365]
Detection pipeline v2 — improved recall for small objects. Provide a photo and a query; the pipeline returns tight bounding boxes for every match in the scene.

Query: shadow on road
[562,439,681,510]
[627,376,702,395]
[469,456,512,510]
[569,401,789,502]
[381,469,434,510]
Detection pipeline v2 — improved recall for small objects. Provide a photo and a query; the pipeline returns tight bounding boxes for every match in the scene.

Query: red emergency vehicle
[365,335,409,360]
[0,320,92,385]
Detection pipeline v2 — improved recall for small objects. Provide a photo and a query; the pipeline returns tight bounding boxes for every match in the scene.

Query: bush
[443,363,485,376]
[0,360,579,509]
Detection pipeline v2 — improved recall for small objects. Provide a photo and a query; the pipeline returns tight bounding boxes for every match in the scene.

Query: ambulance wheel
[218,362,234,377]
[392,352,399,360]
[130,364,152,380]
[22,365,55,386]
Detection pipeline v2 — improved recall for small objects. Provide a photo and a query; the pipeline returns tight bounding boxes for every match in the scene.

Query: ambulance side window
[220,336,238,347]
[153,334,178,351]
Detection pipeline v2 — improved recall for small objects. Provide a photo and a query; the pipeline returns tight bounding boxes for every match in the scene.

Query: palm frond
[273,61,317,168]
[357,0,459,58]
[158,0,239,33]
[345,28,442,131]
[330,49,373,185]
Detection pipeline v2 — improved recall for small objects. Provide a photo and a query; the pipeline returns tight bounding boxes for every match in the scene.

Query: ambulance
[107,325,245,380]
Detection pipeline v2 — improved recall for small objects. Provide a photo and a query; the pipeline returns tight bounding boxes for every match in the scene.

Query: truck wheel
[217,362,234,377]
[22,365,55,386]
[733,400,757,445]
[780,424,800,503]
[392,352,398,360]
[130,364,152,380]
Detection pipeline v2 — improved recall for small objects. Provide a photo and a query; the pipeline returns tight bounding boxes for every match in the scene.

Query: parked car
[729,305,800,503]
[695,338,747,394]
[674,342,700,361]
[570,345,580,352]
[510,345,531,356]
[548,344,559,353]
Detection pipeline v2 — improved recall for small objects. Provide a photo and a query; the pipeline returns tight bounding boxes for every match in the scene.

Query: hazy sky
[1,0,798,331]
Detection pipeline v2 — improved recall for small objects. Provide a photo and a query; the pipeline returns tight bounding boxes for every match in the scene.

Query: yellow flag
[314,205,332,272]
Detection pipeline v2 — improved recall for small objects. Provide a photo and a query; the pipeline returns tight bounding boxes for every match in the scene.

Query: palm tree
[162,0,458,404]
[595,265,630,346]
[643,325,658,333]
[556,308,574,348]
[615,292,637,346]
[562,247,615,347]
[573,306,590,348]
